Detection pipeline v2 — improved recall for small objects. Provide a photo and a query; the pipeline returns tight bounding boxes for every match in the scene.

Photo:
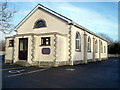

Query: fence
[108,54,120,58]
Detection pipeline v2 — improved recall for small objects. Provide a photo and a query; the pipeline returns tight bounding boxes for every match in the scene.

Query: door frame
[18,38,28,60]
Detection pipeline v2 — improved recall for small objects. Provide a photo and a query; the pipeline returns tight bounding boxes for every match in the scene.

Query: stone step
[14,61,31,67]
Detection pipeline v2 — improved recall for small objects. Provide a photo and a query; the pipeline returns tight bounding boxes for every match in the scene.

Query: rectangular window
[9,40,14,47]
[76,39,81,51]
[87,42,91,52]
[41,37,50,46]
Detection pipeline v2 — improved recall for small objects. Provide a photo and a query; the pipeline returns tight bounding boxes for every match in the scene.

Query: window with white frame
[34,19,46,28]
[101,41,103,53]
[95,40,98,53]
[87,37,91,52]
[104,45,106,53]
[9,40,14,47]
[75,32,81,51]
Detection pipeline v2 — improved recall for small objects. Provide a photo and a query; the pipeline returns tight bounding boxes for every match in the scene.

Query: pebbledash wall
[5,4,108,67]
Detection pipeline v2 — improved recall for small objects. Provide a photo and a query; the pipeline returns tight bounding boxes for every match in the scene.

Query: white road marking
[66,68,75,71]
[0,67,25,71]
[7,68,49,78]
[9,69,25,73]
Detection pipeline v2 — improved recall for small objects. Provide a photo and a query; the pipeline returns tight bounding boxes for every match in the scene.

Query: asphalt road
[1,57,119,88]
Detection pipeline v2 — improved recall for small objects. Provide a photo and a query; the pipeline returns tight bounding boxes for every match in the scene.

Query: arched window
[34,20,46,28]
[75,32,81,51]
[87,37,91,52]
[95,40,98,53]
[101,41,103,53]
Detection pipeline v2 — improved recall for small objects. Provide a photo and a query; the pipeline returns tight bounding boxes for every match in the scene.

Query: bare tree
[0,2,17,34]
[97,33,120,54]
[0,40,5,51]
[97,33,113,45]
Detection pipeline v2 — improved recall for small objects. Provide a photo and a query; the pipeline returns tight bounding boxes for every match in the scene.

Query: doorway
[19,38,28,60]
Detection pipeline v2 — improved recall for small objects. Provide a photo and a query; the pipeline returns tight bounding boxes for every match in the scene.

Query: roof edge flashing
[73,22,108,42]
[15,4,72,30]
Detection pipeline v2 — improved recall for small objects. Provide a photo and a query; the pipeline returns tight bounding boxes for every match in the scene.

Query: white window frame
[87,37,91,52]
[95,40,98,53]
[101,41,103,53]
[104,45,106,53]
[75,32,81,51]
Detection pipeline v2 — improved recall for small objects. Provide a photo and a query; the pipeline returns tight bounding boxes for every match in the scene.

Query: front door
[19,38,28,60]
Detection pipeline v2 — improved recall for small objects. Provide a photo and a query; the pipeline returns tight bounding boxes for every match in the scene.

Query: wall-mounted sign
[42,48,50,54]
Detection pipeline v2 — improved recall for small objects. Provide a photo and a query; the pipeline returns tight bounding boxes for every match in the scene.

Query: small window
[34,20,46,28]
[75,32,81,51]
[9,40,14,47]
[87,37,91,52]
[95,40,98,53]
[41,37,50,46]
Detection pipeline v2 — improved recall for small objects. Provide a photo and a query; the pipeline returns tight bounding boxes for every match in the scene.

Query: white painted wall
[70,25,108,62]
[36,35,54,62]
[5,38,14,61]
[71,26,84,61]
[17,9,69,35]
[56,35,67,62]
[86,32,93,60]
[13,35,33,64]
[5,7,108,65]
[100,40,108,59]
[94,36,100,59]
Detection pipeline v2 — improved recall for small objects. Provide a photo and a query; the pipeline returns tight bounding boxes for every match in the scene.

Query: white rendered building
[5,4,108,66]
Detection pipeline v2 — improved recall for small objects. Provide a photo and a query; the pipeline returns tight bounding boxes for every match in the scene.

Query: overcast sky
[1,2,118,41]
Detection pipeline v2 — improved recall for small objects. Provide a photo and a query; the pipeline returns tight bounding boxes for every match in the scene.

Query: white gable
[17,6,69,35]
[15,4,72,30]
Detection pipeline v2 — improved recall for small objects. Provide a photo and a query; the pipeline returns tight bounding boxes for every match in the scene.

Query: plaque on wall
[42,48,50,54]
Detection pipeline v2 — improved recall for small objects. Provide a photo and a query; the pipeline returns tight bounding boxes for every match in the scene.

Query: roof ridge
[38,4,72,21]
[72,22,108,42]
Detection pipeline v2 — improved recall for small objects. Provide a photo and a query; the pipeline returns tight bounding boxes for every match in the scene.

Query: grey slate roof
[15,4,108,42]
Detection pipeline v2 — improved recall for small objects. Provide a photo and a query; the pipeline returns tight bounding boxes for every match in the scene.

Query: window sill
[87,51,91,53]
[33,27,46,29]
[8,46,14,47]
[40,45,50,46]
[75,49,81,52]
